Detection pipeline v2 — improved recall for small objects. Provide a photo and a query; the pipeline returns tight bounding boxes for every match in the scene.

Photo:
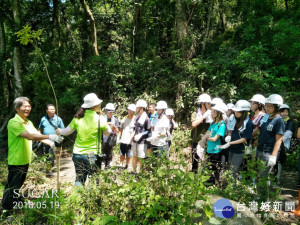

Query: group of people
[2,92,299,216]
[191,93,299,193]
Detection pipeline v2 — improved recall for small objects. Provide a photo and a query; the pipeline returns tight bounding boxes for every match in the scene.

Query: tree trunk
[175,0,195,59]
[52,0,61,47]
[0,15,5,59]
[132,0,141,58]
[11,0,23,97]
[285,0,288,11]
[80,0,99,56]
[201,0,214,59]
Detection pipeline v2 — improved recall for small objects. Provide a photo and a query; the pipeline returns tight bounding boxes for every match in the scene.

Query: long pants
[43,143,54,167]
[2,164,29,210]
[228,151,244,179]
[72,154,96,186]
[206,152,222,184]
[102,144,114,167]
[191,142,199,172]
[256,150,277,199]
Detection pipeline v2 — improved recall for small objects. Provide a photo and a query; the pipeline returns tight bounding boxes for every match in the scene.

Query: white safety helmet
[249,94,265,105]
[279,104,290,110]
[197,93,212,103]
[136,99,147,108]
[156,100,168,110]
[212,102,228,114]
[166,108,174,116]
[105,103,115,111]
[211,97,224,106]
[127,104,136,112]
[232,100,251,112]
[226,103,234,110]
[265,94,283,106]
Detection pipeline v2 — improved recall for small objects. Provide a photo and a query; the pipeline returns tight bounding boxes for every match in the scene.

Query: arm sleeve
[60,126,75,136]
[68,118,78,131]
[275,119,285,135]
[216,123,226,137]
[242,121,254,140]
[8,120,27,137]
[115,118,120,128]
[283,130,293,143]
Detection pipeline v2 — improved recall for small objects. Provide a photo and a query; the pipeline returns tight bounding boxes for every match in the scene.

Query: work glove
[267,155,277,167]
[196,145,205,161]
[216,142,230,150]
[225,136,231,143]
[49,134,64,143]
[134,133,143,142]
[202,110,211,119]
[202,131,211,139]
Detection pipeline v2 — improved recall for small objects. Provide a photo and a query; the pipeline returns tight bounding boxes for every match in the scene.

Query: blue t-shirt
[148,112,157,127]
[39,114,65,135]
[207,121,226,153]
[257,114,285,153]
[229,119,253,154]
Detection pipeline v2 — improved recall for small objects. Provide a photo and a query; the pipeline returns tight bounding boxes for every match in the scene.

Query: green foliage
[52,156,210,224]
[15,25,43,45]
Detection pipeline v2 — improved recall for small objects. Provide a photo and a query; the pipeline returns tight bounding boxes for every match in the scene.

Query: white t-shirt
[151,114,170,146]
[120,116,134,144]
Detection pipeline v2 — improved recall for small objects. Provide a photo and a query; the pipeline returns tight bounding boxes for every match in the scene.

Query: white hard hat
[212,102,228,114]
[279,104,290,110]
[156,100,168,110]
[136,99,147,108]
[105,103,115,111]
[127,104,136,112]
[265,94,283,106]
[197,93,211,103]
[226,103,234,110]
[81,93,103,108]
[250,94,265,105]
[232,100,251,112]
[166,108,174,116]
[211,97,224,106]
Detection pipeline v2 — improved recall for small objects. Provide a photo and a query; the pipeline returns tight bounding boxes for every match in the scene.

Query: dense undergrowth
[0,128,299,224]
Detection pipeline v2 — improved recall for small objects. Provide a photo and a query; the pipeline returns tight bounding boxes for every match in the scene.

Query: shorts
[119,143,131,157]
[131,142,146,158]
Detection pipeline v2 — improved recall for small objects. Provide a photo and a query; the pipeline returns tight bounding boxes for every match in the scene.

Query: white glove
[216,142,230,149]
[196,145,205,161]
[134,133,143,142]
[49,134,64,143]
[225,136,231,143]
[146,136,155,142]
[50,142,58,152]
[203,110,211,119]
[267,155,277,167]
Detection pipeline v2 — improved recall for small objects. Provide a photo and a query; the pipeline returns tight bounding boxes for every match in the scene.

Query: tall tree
[11,0,23,97]
[52,0,61,47]
[79,0,99,56]
[175,0,195,59]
